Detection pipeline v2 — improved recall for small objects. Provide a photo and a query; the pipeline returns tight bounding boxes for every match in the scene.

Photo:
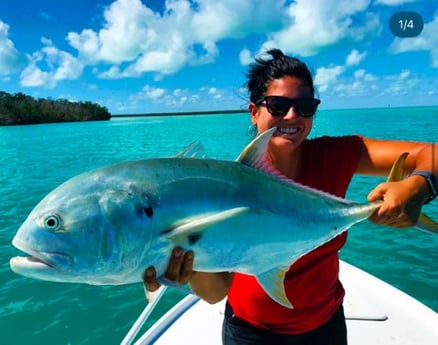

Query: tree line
[0,91,111,125]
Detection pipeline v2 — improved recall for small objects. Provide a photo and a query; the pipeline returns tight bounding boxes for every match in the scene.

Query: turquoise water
[0,107,437,344]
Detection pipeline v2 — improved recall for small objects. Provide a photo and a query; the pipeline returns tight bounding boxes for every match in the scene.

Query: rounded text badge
[389,11,424,38]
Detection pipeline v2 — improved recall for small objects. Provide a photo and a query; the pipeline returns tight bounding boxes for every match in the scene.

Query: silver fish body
[12,128,430,308]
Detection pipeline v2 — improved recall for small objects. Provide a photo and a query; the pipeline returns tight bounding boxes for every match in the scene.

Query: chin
[271,135,302,150]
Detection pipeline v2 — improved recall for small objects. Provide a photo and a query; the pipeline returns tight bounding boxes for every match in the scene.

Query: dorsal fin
[236,127,285,179]
[174,142,207,158]
[236,127,356,203]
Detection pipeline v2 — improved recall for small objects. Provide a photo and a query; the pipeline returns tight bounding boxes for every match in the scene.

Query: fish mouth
[10,237,72,273]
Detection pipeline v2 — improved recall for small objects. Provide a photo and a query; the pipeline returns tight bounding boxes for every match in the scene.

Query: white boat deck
[134,261,438,344]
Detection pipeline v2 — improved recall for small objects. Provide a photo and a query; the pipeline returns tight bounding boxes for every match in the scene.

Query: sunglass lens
[266,97,291,117]
[295,100,318,117]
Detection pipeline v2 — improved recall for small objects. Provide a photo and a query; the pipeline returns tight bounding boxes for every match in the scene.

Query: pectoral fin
[255,266,293,309]
[164,207,250,245]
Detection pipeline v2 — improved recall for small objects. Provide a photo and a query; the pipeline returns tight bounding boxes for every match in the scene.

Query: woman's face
[250,76,314,152]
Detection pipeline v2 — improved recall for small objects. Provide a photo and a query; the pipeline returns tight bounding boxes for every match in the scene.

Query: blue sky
[0,0,437,114]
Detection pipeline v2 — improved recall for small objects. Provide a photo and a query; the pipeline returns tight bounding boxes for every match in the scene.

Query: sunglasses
[256,96,321,118]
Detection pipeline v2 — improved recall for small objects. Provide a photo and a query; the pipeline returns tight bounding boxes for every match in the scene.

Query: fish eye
[44,215,62,231]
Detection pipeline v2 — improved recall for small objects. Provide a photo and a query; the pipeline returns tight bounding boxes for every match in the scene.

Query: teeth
[278,127,299,134]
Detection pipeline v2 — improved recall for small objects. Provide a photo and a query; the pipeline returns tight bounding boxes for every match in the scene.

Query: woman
[144,49,437,345]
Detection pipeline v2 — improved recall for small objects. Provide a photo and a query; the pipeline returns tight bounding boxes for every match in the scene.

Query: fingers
[367,183,386,203]
[143,247,195,300]
[165,247,195,285]
[164,247,185,281]
[368,209,409,228]
[179,251,194,285]
[367,183,419,228]
[143,266,160,292]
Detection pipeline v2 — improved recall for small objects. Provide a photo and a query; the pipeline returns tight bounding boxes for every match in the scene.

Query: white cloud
[354,68,377,82]
[141,85,166,99]
[389,13,438,67]
[314,66,345,92]
[208,87,222,99]
[264,0,380,56]
[0,21,21,75]
[346,50,367,66]
[354,69,366,78]
[314,49,376,94]
[239,49,252,66]
[374,0,418,5]
[382,69,419,95]
[20,39,83,88]
[65,0,285,78]
[12,0,388,87]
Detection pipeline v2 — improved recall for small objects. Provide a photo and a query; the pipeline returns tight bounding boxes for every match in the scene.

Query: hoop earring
[247,124,257,138]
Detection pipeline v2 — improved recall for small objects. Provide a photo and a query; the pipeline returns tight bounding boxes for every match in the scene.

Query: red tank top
[227,135,364,334]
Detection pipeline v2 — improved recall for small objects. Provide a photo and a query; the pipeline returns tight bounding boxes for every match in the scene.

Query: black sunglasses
[256,96,321,118]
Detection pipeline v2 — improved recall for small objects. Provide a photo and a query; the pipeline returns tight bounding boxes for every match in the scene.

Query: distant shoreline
[111,109,248,118]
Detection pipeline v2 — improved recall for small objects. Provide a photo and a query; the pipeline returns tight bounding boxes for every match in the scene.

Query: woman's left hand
[367,177,429,228]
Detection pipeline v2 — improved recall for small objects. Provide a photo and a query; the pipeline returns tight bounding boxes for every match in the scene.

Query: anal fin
[255,266,293,309]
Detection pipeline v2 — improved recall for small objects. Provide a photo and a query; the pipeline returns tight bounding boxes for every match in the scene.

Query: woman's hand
[143,247,194,300]
[143,247,233,304]
[367,176,430,228]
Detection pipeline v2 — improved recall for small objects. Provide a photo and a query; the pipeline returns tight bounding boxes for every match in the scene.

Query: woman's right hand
[143,247,234,304]
[143,247,194,299]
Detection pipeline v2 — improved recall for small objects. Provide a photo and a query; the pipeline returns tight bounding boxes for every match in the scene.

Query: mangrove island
[0,91,111,125]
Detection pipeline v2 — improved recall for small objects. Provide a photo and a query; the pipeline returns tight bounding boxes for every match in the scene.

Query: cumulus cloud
[354,68,377,81]
[14,0,390,88]
[262,0,380,56]
[239,48,253,66]
[0,21,21,75]
[141,85,166,99]
[389,13,438,67]
[374,0,418,5]
[63,0,381,79]
[20,38,83,88]
[346,50,367,66]
[66,0,285,78]
[314,66,345,92]
[314,49,368,92]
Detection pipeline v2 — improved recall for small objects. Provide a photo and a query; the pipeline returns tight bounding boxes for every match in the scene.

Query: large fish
[9,128,437,308]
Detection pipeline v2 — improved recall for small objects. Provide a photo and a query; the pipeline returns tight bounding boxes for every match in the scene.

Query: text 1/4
[389,12,423,38]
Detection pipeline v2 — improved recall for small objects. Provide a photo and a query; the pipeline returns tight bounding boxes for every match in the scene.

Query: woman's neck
[268,145,302,180]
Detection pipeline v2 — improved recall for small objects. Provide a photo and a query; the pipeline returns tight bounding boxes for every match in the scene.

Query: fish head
[10,169,156,284]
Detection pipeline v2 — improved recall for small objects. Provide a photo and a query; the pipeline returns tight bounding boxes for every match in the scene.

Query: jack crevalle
[10,128,437,308]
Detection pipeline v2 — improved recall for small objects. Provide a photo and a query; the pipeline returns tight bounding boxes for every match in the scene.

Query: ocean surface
[0,107,437,344]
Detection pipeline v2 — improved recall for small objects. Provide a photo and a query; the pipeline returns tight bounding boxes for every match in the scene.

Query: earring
[247,124,257,138]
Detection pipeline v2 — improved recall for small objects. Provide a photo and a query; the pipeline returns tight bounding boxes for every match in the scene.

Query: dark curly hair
[245,49,316,103]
